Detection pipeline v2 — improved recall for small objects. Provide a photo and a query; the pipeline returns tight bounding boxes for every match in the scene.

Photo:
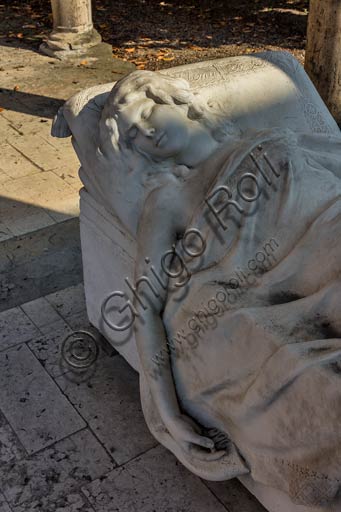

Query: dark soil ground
[0,0,309,70]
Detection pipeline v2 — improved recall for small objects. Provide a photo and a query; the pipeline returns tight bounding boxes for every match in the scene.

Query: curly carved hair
[98,70,239,181]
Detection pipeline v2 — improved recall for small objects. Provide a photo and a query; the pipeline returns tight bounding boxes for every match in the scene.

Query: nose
[138,122,155,138]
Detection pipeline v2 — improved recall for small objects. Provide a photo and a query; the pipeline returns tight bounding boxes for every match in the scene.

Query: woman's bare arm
[134,184,219,456]
[134,185,183,422]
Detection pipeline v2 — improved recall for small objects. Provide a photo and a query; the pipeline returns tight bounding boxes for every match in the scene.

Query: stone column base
[40,28,102,60]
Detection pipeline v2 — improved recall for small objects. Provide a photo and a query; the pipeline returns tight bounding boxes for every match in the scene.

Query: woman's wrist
[159,404,181,426]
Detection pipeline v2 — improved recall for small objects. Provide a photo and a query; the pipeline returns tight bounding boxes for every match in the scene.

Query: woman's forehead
[118,97,154,130]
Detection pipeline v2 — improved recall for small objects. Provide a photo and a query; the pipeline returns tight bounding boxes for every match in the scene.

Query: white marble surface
[54,53,341,511]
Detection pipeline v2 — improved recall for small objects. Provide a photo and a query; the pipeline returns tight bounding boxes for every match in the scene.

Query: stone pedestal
[40,0,102,60]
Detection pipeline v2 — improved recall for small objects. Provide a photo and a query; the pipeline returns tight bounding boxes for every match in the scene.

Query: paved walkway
[0,42,133,241]
[0,284,266,512]
[0,109,80,240]
[0,42,131,310]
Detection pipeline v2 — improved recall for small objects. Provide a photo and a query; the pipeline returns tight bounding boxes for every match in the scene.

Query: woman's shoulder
[240,127,298,148]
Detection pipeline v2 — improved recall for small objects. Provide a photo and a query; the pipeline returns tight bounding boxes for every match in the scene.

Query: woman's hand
[166,413,227,461]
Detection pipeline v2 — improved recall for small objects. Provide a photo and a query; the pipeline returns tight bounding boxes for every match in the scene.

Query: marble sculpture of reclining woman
[53,69,341,509]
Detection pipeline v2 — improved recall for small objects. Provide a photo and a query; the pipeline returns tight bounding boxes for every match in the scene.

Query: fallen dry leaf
[157,55,175,61]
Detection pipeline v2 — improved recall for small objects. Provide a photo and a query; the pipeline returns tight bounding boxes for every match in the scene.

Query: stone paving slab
[64,309,92,331]
[0,43,134,243]
[56,355,157,465]
[46,197,80,223]
[0,286,265,512]
[0,44,134,102]
[0,91,63,122]
[0,222,12,243]
[27,322,73,379]
[0,218,82,312]
[0,111,81,238]
[11,492,96,512]
[0,411,26,466]
[0,429,114,511]
[0,142,43,179]
[21,296,64,328]
[0,197,56,239]
[45,284,86,320]
[82,444,228,512]
[0,284,264,512]
[0,111,55,136]
[0,344,86,453]
[0,493,11,512]
[206,479,267,512]
[0,170,11,186]
[3,171,78,219]
[20,287,93,380]
[0,218,78,273]
[8,133,78,172]
[50,164,83,191]
[0,110,82,233]
[0,307,39,351]
[38,318,73,336]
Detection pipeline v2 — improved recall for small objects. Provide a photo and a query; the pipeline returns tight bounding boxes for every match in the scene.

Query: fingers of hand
[185,432,215,450]
[189,445,227,462]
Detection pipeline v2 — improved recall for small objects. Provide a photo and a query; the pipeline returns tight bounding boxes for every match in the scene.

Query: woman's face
[119,98,191,159]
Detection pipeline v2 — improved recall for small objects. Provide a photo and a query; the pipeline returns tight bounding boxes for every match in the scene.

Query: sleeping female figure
[99,70,341,508]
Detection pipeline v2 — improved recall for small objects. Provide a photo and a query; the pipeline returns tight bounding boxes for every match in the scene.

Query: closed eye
[141,106,154,120]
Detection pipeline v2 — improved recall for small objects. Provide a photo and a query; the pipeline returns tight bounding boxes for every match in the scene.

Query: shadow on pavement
[0,88,63,119]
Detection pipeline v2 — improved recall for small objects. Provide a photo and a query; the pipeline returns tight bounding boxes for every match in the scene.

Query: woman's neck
[190,134,241,190]
[175,125,219,167]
